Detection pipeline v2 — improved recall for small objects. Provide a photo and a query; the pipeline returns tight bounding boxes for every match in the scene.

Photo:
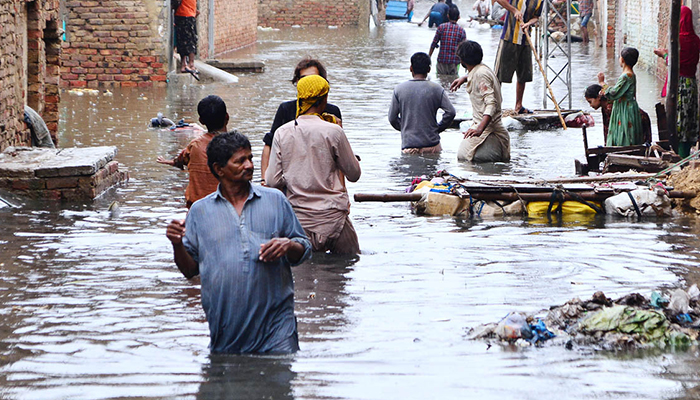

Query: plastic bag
[669,288,691,314]
[604,187,672,217]
[495,312,533,340]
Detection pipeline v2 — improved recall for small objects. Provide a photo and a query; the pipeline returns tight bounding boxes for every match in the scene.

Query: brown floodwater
[2,7,700,399]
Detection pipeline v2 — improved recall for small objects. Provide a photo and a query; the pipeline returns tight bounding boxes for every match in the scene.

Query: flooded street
[4,11,700,399]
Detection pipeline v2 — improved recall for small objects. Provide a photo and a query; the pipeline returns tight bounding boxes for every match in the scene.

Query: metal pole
[168,1,174,73]
[542,0,549,109]
[566,0,572,109]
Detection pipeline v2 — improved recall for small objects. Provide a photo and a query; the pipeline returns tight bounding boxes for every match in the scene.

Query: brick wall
[0,0,61,152]
[605,0,672,80]
[258,0,369,27]
[61,0,169,88]
[211,0,257,55]
[619,0,660,74]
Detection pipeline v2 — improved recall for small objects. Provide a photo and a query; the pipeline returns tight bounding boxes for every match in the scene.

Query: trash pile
[466,286,700,351]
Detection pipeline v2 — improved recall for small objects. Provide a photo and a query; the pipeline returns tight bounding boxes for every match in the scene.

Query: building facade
[0,0,61,151]
[60,0,258,88]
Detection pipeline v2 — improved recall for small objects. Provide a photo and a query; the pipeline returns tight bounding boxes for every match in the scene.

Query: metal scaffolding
[540,0,572,110]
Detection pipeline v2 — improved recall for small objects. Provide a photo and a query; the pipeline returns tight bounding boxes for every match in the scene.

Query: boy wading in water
[157,95,229,208]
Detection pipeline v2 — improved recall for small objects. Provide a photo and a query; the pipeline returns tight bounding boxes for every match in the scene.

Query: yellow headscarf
[296,75,330,118]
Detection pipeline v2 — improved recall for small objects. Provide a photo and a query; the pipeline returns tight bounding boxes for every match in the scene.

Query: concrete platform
[204,59,265,73]
[0,146,128,201]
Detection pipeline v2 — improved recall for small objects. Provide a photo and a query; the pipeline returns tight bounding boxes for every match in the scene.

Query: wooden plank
[603,154,669,173]
[354,190,694,203]
[586,144,646,156]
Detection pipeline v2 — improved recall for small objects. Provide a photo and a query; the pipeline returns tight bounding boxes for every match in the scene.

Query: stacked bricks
[0,146,128,201]
[0,0,61,153]
[258,0,369,28]
[61,0,168,88]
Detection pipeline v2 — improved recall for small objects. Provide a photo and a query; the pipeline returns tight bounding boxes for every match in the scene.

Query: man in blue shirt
[166,131,312,354]
[418,0,450,27]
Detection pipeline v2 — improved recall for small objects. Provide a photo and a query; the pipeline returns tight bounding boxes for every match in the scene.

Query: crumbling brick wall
[61,0,169,88]
[0,0,61,152]
[258,0,369,28]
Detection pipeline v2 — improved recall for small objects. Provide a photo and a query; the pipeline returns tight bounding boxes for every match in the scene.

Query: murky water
[3,7,700,399]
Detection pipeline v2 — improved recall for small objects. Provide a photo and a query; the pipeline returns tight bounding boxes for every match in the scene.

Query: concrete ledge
[0,146,127,201]
[204,59,265,73]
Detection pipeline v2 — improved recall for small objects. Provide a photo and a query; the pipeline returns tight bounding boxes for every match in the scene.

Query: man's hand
[464,127,483,138]
[513,10,523,21]
[157,156,175,166]
[166,219,186,245]
[259,238,293,263]
[450,76,468,92]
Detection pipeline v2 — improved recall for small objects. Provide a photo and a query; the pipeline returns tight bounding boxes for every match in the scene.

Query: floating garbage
[467,287,700,351]
[67,88,100,96]
[149,112,175,128]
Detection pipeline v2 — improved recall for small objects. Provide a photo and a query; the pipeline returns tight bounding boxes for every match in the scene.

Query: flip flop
[184,67,200,81]
[517,107,533,114]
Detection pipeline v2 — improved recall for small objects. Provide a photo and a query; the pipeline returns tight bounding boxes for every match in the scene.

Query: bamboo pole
[354,190,694,203]
[524,29,567,130]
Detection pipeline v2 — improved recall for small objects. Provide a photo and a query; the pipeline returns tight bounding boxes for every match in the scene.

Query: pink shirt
[266,115,361,215]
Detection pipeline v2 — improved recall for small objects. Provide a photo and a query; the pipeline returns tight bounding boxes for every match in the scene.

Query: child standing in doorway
[597,47,643,146]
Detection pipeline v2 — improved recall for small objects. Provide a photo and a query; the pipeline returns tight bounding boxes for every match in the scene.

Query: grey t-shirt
[388,79,456,149]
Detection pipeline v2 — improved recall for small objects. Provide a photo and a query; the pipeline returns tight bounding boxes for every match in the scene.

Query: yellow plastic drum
[527,201,601,217]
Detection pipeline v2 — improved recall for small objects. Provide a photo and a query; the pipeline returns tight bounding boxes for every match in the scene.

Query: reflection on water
[0,12,699,400]
[197,354,295,400]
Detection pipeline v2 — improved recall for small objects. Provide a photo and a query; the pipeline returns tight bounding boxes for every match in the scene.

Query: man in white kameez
[450,40,511,163]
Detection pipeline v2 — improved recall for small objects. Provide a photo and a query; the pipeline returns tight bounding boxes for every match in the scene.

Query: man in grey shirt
[388,52,456,154]
[166,131,312,354]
